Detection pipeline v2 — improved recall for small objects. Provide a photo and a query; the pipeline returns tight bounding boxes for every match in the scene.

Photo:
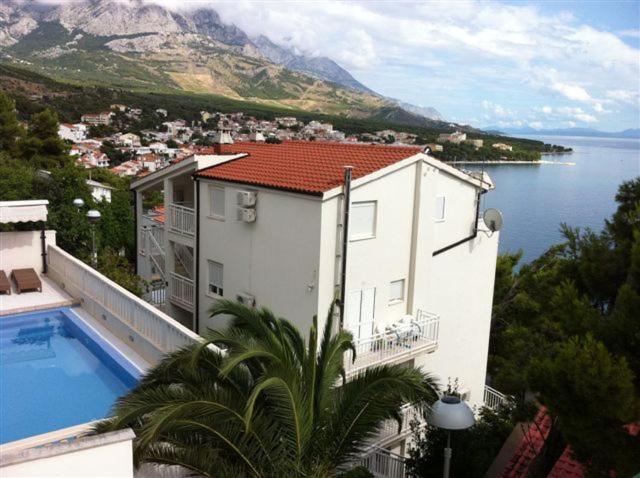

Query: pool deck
[0,275,76,317]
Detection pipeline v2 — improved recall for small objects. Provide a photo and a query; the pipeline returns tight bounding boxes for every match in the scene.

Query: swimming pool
[0,307,142,444]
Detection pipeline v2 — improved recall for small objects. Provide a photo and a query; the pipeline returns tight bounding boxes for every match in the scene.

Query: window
[208,260,224,296]
[389,279,405,303]
[350,201,376,240]
[435,196,446,221]
[209,186,225,219]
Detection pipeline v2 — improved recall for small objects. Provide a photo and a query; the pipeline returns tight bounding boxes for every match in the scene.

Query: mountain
[252,35,372,93]
[0,0,443,127]
[487,126,640,139]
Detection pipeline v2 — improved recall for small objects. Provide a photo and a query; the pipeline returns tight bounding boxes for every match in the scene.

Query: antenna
[483,208,503,232]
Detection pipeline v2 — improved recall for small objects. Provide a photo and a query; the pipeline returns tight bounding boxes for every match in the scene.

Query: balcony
[345,310,439,376]
[357,446,418,478]
[484,385,511,410]
[374,403,422,447]
[169,272,194,311]
[169,203,195,236]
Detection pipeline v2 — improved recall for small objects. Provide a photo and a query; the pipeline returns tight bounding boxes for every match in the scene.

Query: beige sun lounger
[11,268,42,294]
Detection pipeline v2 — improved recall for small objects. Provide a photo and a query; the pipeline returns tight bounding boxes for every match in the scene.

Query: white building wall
[198,181,323,335]
[1,432,135,477]
[341,163,418,331]
[0,230,56,274]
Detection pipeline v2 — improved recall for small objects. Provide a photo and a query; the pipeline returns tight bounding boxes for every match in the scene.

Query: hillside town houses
[60,103,453,178]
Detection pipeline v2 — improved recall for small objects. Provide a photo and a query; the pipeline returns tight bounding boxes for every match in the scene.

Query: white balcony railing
[484,385,511,410]
[47,245,201,356]
[345,310,439,375]
[357,446,418,478]
[169,203,195,236]
[374,403,422,447]
[169,272,194,311]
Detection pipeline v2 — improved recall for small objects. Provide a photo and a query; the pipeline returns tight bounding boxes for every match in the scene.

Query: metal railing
[484,385,511,410]
[169,203,195,236]
[174,242,194,279]
[358,446,417,478]
[47,245,201,355]
[169,272,194,311]
[345,310,439,375]
[142,227,166,280]
[374,403,422,447]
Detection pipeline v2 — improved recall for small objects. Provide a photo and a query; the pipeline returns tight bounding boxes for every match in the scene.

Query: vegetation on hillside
[95,300,439,477]
[489,178,640,475]
[0,91,141,294]
[0,63,564,158]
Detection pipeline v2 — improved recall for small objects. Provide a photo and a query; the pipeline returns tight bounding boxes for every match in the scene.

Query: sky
[51,0,640,130]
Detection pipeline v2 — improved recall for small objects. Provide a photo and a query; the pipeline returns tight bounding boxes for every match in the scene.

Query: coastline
[449,160,576,165]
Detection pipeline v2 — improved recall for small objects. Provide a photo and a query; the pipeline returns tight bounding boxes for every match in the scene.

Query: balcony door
[346,287,376,340]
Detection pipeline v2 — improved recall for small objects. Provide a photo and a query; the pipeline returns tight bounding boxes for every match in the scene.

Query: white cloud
[529,121,543,129]
[606,89,640,107]
[550,82,593,103]
[481,100,513,118]
[574,113,597,123]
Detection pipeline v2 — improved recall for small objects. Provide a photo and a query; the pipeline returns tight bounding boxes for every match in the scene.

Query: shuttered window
[208,260,224,296]
[350,201,377,240]
[209,186,225,219]
[435,196,446,221]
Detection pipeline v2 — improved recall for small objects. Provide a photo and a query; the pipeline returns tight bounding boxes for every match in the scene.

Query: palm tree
[96,300,439,477]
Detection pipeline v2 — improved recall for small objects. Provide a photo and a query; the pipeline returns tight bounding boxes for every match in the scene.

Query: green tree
[96,301,439,477]
[528,335,639,475]
[407,404,515,478]
[0,91,23,152]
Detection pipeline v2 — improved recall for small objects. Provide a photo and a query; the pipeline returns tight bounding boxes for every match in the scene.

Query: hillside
[0,0,442,127]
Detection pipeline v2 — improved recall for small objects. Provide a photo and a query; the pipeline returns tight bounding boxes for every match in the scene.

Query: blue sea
[480,135,640,265]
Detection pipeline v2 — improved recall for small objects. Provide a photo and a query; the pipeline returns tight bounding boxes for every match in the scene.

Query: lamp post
[86,209,101,268]
[73,198,85,211]
[429,395,475,478]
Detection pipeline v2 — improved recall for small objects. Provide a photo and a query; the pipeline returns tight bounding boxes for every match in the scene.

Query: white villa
[131,140,503,458]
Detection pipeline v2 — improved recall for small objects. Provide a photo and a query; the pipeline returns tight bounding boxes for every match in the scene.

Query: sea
[478,135,640,265]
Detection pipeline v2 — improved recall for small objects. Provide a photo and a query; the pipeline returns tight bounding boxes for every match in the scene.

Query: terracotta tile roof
[194,141,423,195]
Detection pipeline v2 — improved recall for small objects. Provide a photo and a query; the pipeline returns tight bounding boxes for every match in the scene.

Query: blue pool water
[0,307,141,444]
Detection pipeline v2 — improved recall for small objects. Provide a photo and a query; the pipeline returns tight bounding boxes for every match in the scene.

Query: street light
[73,198,85,211]
[87,209,101,268]
[429,395,475,478]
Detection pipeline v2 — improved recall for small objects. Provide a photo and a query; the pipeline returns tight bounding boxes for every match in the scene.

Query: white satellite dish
[483,208,503,232]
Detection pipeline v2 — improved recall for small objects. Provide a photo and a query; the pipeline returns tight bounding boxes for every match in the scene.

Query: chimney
[212,128,234,154]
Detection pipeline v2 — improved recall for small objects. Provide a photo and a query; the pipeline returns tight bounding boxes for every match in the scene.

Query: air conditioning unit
[236,292,256,307]
[237,207,257,223]
[237,190,257,207]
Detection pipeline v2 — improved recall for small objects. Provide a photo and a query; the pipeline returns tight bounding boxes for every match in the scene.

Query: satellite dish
[483,208,503,232]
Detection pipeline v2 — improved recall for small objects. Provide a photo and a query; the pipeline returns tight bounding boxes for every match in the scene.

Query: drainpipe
[40,221,47,274]
[339,166,353,329]
[132,190,138,275]
[194,176,201,334]
[432,190,483,257]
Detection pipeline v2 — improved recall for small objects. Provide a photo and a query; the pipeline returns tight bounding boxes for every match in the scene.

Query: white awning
[0,200,49,224]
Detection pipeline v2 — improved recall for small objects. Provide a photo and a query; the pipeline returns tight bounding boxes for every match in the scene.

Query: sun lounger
[11,268,42,294]
[0,270,10,295]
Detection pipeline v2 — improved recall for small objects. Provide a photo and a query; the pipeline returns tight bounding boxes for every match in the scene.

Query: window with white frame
[389,279,405,303]
[209,186,225,219]
[208,260,224,296]
[435,196,446,221]
[350,201,377,240]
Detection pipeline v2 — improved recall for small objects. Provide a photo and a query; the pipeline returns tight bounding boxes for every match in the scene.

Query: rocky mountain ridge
[0,0,443,124]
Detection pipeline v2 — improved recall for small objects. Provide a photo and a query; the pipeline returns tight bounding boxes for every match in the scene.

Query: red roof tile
[194,141,423,195]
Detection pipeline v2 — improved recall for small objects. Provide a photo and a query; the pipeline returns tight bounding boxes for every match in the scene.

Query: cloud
[606,89,640,107]
[481,100,513,118]
[535,105,598,124]
[550,82,593,103]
